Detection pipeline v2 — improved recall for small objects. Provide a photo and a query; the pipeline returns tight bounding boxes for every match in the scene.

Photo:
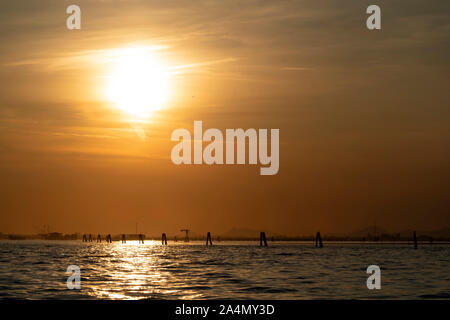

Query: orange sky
[0,0,449,235]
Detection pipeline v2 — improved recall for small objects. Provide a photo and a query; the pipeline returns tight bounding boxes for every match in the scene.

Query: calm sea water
[0,240,449,299]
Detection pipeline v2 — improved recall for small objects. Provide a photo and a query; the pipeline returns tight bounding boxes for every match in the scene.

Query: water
[0,240,449,299]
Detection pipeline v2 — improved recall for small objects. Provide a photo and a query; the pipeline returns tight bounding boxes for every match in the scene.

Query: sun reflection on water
[2,241,448,299]
[81,241,208,299]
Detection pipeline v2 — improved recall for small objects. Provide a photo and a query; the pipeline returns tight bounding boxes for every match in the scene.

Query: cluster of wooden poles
[82,233,112,243]
[82,232,251,246]
[81,232,212,245]
[82,230,421,249]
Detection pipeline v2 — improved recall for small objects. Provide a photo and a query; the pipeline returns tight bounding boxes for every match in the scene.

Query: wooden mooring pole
[413,231,418,249]
[260,232,268,247]
[315,232,323,248]
[206,232,213,246]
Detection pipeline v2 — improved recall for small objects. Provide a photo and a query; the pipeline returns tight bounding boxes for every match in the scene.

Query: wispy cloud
[3,44,171,71]
[170,57,238,74]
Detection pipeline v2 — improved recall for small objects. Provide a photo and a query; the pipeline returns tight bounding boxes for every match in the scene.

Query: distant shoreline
[1,237,450,245]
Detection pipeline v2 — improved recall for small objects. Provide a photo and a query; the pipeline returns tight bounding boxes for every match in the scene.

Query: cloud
[170,57,238,74]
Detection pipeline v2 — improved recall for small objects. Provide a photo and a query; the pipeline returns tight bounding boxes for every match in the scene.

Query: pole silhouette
[413,231,418,249]
[315,232,323,248]
[260,232,268,247]
[206,232,213,246]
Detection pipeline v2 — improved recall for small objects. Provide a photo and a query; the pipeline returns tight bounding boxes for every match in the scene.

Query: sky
[0,0,449,236]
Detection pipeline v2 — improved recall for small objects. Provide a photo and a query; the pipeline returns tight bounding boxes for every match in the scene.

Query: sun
[105,47,170,117]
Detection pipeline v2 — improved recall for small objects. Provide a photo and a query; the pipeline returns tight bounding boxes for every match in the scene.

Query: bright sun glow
[105,47,170,117]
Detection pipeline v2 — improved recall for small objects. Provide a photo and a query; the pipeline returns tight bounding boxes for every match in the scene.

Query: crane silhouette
[180,229,190,242]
